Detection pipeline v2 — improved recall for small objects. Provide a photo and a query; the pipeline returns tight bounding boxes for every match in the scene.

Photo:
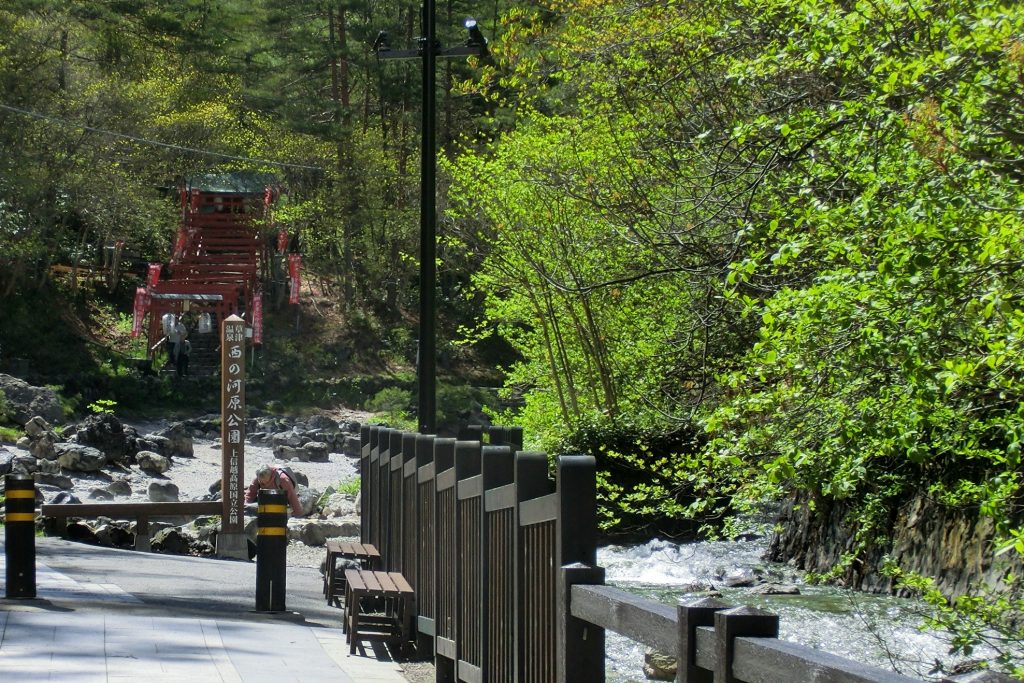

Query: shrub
[366,387,414,426]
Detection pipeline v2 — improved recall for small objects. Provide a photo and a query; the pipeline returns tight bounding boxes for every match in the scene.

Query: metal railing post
[255,488,288,612]
[4,474,36,599]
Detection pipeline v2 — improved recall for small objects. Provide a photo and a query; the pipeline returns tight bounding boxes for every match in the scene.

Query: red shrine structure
[131,172,299,366]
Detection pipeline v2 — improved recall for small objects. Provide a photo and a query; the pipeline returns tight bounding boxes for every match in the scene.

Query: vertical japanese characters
[221,316,246,533]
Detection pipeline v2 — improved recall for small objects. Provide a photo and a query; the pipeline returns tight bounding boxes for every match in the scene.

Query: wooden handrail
[41,501,222,552]
[41,501,222,518]
[569,583,924,683]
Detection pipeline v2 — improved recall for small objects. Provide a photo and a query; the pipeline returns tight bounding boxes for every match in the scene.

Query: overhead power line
[0,102,324,171]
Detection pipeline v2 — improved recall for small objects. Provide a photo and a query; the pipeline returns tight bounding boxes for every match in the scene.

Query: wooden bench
[40,501,223,552]
[323,540,380,606]
[343,569,415,656]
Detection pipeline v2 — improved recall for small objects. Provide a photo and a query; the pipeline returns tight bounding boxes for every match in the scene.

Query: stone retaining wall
[767,492,1022,598]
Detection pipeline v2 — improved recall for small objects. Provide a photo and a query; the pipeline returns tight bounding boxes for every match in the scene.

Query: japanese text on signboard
[221,317,246,533]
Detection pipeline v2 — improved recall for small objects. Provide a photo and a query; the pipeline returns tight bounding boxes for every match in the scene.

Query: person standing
[166,315,186,366]
[176,337,191,377]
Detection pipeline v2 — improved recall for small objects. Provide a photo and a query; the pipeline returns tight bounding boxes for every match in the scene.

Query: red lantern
[131,287,147,337]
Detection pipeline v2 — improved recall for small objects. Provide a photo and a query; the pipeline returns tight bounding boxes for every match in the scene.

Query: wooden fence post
[713,606,779,683]
[434,437,458,683]
[559,563,605,683]
[488,426,524,451]
[515,451,555,683]
[455,440,484,682]
[555,455,602,683]
[365,426,382,547]
[386,429,404,570]
[460,424,484,442]
[414,432,436,659]
[361,425,371,544]
[482,445,516,683]
[400,431,418,578]
[676,597,729,683]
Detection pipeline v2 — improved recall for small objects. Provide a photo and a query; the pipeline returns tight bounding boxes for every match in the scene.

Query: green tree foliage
[0,0,506,378]
[702,0,1024,554]
[449,0,1024,603]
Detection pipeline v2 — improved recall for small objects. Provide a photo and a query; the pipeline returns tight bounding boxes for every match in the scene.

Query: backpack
[276,465,301,488]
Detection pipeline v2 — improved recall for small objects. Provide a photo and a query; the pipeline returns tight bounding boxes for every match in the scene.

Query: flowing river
[598,537,979,681]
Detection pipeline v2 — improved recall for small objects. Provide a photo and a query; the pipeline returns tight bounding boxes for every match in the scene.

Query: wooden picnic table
[343,568,415,656]
[323,540,380,606]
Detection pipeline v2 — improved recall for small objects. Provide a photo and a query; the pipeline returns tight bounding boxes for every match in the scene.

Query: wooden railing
[40,501,222,552]
[359,425,1012,683]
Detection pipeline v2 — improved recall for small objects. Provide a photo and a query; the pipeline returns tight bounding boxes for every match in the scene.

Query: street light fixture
[375,3,488,435]
[463,18,488,53]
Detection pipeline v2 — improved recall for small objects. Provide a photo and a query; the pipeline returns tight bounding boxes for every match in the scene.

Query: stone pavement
[0,537,410,682]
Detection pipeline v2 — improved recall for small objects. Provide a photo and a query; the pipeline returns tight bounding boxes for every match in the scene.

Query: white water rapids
[598,538,982,681]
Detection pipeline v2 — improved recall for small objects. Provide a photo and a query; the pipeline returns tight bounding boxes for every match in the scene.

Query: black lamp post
[376,5,488,434]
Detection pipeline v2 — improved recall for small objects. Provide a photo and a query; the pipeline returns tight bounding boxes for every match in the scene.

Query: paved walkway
[0,538,409,682]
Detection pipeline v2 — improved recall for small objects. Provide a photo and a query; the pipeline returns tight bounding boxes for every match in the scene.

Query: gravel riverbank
[114,417,362,569]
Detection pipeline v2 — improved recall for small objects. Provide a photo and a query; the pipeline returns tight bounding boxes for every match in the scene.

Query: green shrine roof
[184,170,280,195]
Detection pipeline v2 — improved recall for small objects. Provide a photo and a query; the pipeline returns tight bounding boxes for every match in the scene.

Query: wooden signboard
[221,314,246,535]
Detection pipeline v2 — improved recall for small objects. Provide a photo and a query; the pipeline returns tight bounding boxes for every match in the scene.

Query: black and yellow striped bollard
[5,474,37,599]
[255,488,288,612]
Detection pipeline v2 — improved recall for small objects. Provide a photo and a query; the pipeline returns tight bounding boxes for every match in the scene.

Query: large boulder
[36,458,60,474]
[47,491,81,505]
[152,527,195,555]
[271,430,303,448]
[296,487,321,516]
[24,415,53,438]
[288,518,360,546]
[302,441,329,462]
[149,422,193,458]
[136,450,171,474]
[25,417,61,460]
[643,649,677,681]
[28,432,58,461]
[35,472,73,489]
[274,444,306,461]
[65,521,99,544]
[147,481,179,502]
[186,516,221,546]
[0,446,15,475]
[321,493,358,518]
[306,414,339,431]
[340,435,361,457]
[13,454,38,473]
[71,414,141,464]
[93,523,133,548]
[54,443,107,472]
[107,479,133,497]
[0,374,63,425]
